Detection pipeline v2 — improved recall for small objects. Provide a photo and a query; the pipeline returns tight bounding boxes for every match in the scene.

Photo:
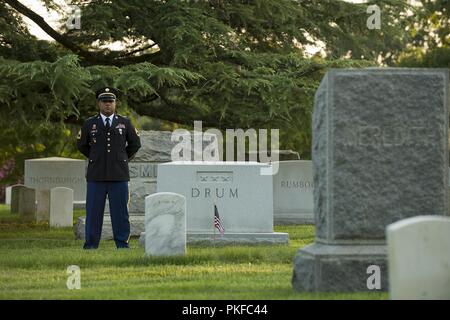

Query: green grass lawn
[0,204,387,300]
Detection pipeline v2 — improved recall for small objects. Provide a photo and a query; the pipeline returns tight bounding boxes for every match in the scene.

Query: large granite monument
[139,161,288,245]
[272,160,314,224]
[24,157,86,203]
[292,69,449,292]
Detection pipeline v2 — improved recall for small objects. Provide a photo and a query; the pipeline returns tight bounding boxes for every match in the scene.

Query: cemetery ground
[0,204,387,300]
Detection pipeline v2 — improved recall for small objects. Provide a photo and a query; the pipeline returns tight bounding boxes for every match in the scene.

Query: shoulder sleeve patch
[77,129,82,140]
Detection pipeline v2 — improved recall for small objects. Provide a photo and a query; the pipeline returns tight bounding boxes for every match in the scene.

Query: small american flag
[214,204,225,236]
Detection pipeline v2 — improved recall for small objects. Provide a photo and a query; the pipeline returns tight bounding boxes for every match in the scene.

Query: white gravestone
[25,157,86,202]
[36,189,50,222]
[143,161,288,245]
[50,187,73,227]
[387,216,450,300]
[145,192,186,256]
[5,186,12,205]
[273,160,314,224]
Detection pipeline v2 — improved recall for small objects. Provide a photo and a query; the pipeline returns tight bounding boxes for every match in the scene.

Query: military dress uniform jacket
[77,114,141,181]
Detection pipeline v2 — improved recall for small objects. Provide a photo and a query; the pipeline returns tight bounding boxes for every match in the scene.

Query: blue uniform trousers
[84,181,130,249]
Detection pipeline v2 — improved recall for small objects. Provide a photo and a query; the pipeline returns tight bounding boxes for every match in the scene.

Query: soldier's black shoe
[83,244,99,250]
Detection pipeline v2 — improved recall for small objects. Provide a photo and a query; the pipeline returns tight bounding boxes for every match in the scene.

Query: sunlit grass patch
[0,204,387,300]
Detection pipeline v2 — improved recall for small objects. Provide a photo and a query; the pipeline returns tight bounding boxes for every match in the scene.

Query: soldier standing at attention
[77,87,141,249]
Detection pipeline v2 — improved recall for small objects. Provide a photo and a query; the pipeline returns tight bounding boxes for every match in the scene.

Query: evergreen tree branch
[132,95,221,129]
[3,0,162,66]
[119,43,158,58]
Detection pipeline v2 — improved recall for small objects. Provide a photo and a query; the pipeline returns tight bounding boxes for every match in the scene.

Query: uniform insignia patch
[135,128,140,136]
[77,130,81,139]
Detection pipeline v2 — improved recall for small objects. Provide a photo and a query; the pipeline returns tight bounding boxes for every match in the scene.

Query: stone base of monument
[74,215,145,240]
[274,212,314,225]
[292,242,388,292]
[138,231,289,246]
[73,201,85,210]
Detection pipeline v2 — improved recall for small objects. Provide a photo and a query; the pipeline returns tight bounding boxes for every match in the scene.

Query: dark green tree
[1,0,439,185]
[398,0,450,67]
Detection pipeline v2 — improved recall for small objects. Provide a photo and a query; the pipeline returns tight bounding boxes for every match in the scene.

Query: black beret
[95,86,119,100]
